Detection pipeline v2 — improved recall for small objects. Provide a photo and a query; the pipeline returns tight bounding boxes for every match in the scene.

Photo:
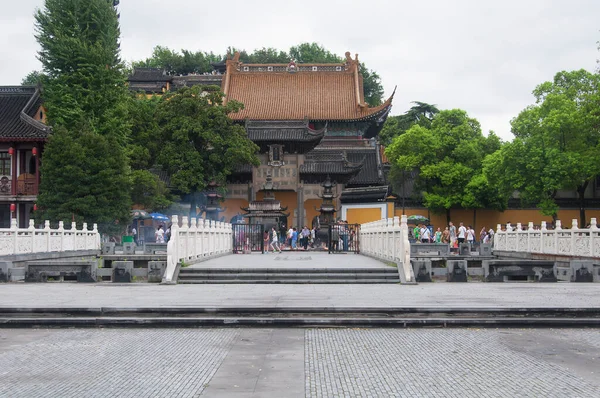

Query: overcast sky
[1,0,598,141]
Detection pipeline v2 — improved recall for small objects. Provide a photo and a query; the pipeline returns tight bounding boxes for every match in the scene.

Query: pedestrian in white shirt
[457,222,467,244]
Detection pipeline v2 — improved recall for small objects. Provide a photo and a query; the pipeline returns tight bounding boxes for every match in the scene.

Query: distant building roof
[222,52,393,121]
[0,86,50,141]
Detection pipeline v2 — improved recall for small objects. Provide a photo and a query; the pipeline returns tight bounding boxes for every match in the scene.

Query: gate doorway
[232,224,265,253]
[328,224,360,254]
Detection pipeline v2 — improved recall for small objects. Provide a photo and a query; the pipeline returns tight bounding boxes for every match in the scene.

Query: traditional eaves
[0,86,50,141]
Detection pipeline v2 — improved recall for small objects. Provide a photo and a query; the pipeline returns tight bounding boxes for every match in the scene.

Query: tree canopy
[154,85,259,214]
[486,69,600,224]
[385,109,503,221]
[34,0,131,232]
[379,101,440,146]
[133,42,385,106]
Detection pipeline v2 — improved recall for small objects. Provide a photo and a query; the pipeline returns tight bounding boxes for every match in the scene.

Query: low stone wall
[483,260,557,282]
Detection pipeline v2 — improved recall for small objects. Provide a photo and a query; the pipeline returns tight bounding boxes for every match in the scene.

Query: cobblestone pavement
[305,329,600,398]
[1,328,598,397]
[0,329,238,398]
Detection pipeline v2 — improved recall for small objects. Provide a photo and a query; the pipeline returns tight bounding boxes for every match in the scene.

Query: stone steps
[177,267,400,284]
[2,307,599,328]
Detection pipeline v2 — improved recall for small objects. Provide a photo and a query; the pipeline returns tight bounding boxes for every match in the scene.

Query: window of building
[268,145,284,166]
[0,152,11,175]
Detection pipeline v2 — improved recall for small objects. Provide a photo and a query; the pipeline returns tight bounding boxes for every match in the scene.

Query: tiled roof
[0,86,50,141]
[128,68,172,82]
[341,185,390,203]
[346,148,384,186]
[223,52,393,121]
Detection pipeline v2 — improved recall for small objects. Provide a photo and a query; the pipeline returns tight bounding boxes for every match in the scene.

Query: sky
[1,0,598,141]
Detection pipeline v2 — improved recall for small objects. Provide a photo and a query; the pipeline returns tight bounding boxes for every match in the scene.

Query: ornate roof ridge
[19,88,51,134]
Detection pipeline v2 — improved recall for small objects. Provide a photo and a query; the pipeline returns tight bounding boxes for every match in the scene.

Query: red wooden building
[0,86,50,227]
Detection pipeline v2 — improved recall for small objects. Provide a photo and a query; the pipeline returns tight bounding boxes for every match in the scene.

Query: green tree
[247,47,290,63]
[491,69,600,225]
[155,85,260,216]
[133,46,221,75]
[379,102,439,146]
[34,0,131,231]
[37,126,131,233]
[130,169,172,212]
[289,42,343,63]
[386,109,503,223]
[21,70,45,86]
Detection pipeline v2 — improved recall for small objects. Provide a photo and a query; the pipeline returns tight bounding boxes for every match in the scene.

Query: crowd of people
[264,220,357,253]
[411,221,495,248]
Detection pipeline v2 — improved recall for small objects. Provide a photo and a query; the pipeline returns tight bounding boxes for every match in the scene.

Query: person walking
[457,222,467,244]
[466,225,475,249]
[434,227,442,243]
[291,228,298,250]
[301,226,310,250]
[480,226,487,243]
[442,227,450,244]
[420,224,431,243]
[270,227,282,253]
[449,222,457,247]
[155,225,165,243]
[263,230,270,253]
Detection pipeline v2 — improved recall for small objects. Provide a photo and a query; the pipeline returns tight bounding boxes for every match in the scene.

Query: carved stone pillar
[297,186,304,228]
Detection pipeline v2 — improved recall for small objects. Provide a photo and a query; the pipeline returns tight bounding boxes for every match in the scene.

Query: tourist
[457,222,467,244]
[487,227,495,244]
[263,231,270,253]
[131,226,137,245]
[301,226,310,250]
[292,227,298,250]
[270,227,282,253]
[311,227,316,248]
[442,227,450,244]
[466,225,475,248]
[482,232,490,244]
[449,222,457,247]
[420,225,431,243]
[434,227,442,243]
[155,225,165,243]
[340,221,349,251]
[479,226,487,243]
[286,226,294,248]
[413,225,420,242]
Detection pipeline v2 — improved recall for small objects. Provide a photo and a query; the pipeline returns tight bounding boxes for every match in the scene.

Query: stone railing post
[44,220,51,252]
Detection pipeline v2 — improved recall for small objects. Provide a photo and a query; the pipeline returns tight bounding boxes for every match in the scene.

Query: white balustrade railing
[360,215,414,283]
[494,218,600,258]
[162,215,233,284]
[0,218,100,256]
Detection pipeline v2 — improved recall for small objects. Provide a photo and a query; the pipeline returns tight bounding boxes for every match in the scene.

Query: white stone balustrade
[0,219,100,256]
[494,218,600,258]
[360,215,414,283]
[162,215,233,284]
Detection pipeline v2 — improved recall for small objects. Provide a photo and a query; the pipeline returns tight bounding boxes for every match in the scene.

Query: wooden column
[35,145,40,194]
[10,145,17,196]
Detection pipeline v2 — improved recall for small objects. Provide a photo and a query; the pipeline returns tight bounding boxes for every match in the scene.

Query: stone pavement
[0,328,598,397]
[0,282,599,309]
[189,252,390,269]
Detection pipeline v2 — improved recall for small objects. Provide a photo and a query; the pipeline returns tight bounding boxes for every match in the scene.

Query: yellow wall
[221,198,249,223]
[304,199,322,228]
[346,207,382,224]
[393,207,600,233]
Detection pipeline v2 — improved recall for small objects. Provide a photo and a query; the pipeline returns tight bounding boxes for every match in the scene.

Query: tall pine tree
[35,0,131,232]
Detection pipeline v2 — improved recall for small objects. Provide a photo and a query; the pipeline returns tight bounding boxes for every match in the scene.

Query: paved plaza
[1,281,599,309]
[0,328,598,397]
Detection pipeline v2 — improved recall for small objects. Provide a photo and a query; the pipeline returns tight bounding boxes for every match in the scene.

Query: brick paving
[1,328,598,397]
[0,329,238,398]
[305,329,600,398]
